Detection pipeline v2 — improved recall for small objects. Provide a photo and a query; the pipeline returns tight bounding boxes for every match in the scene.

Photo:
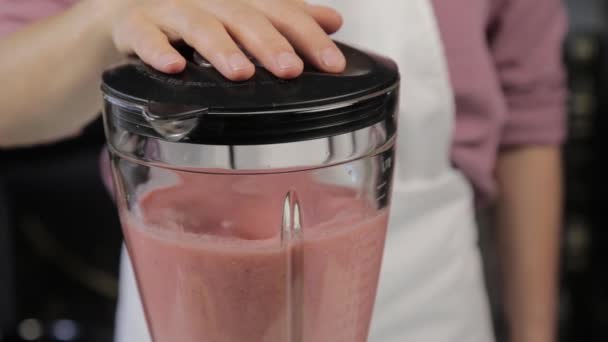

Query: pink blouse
[433,0,567,200]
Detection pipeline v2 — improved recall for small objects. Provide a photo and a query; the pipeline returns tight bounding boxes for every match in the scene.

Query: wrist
[510,330,555,342]
[508,317,557,342]
[77,0,127,66]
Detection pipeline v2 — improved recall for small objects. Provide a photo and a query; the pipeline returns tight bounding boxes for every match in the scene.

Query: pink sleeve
[489,0,568,147]
[0,0,76,38]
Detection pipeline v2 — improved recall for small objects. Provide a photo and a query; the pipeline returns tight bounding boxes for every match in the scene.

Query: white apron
[114,0,495,340]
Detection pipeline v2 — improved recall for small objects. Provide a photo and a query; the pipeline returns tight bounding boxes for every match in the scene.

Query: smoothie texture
[121,172,388,342]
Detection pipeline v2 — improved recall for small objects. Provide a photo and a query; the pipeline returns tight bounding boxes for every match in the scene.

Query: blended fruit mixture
[122,172,388,342]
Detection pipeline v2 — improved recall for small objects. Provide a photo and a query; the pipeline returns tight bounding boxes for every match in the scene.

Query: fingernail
[320,47,345,69]
[159,54,182,68]
[228,53,251,72]
[277,52,301,70]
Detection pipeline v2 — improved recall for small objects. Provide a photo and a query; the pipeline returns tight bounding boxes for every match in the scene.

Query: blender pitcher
[101,42,399,342]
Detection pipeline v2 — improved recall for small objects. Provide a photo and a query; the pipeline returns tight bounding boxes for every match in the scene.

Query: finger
[150,5,255,81]
[206,2,304,79]
[252,0,345,73]
[113,14,186,74]
[305,4,342,34]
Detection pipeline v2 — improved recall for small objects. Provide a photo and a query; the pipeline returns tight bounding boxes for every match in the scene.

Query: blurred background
[1,0,607,341]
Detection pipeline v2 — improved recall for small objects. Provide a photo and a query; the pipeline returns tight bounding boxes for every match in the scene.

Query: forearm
[496,146,562,342]
[0,0,121,147]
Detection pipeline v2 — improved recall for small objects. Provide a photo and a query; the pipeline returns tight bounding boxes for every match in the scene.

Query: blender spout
[143,102,208,142]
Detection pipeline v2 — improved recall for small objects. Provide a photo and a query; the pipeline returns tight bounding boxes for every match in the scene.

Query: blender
[101,42,399,342]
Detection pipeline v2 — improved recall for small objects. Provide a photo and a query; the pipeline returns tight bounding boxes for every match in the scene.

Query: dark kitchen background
[0,0,607,341]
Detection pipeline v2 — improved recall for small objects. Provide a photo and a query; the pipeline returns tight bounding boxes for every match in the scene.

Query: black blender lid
[101,41,399,145]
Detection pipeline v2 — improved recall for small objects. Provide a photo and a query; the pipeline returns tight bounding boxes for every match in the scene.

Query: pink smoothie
[122,173,388,342]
